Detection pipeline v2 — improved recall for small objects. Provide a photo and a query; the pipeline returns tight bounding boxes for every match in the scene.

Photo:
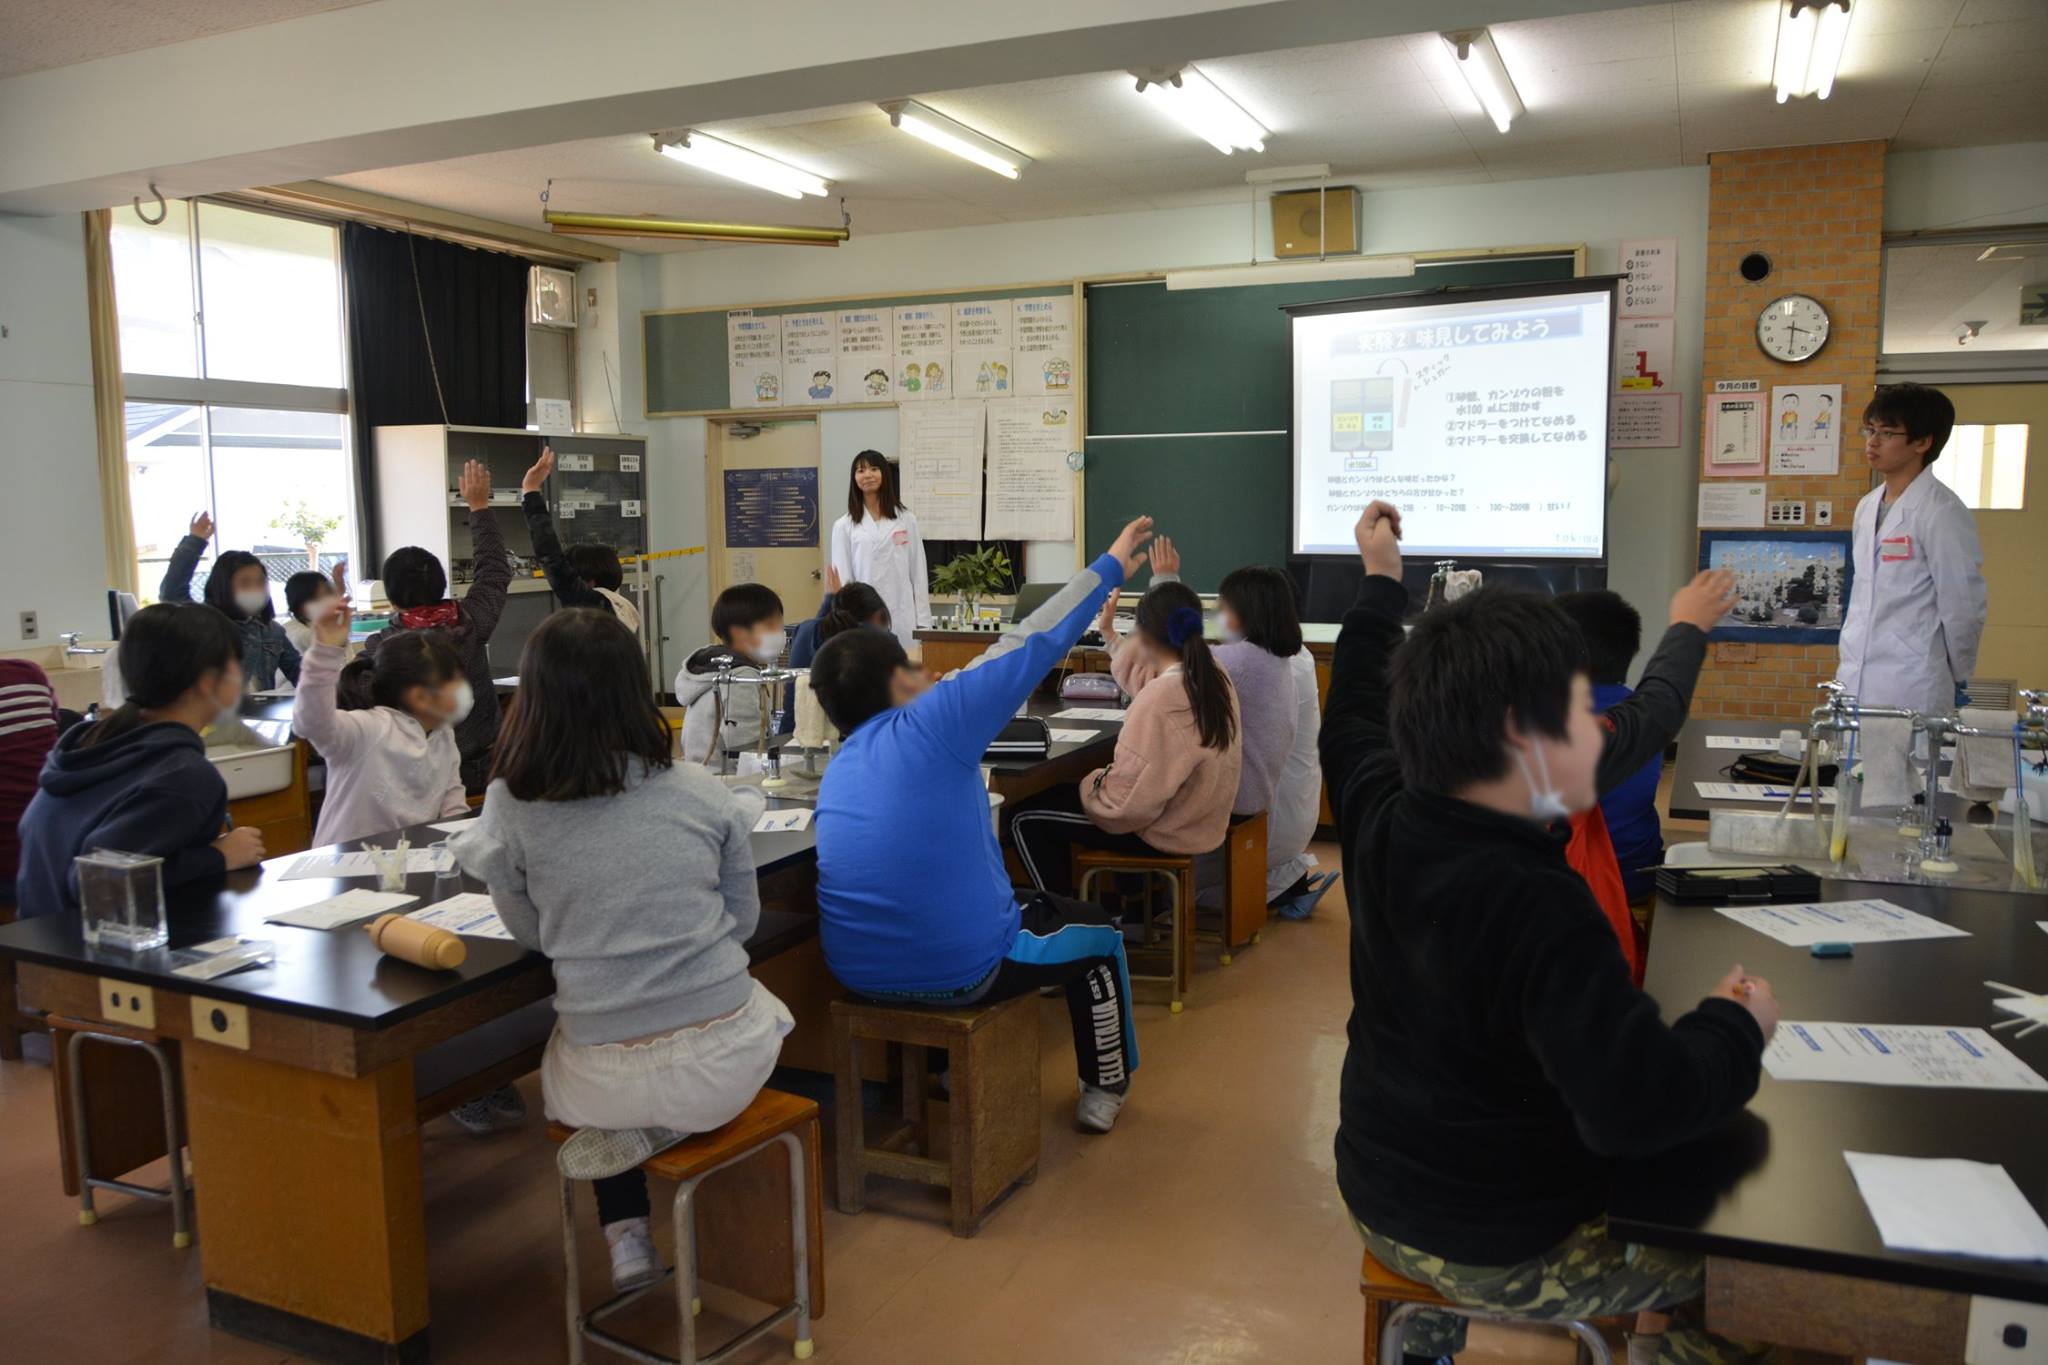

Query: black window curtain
[342,223,528,563]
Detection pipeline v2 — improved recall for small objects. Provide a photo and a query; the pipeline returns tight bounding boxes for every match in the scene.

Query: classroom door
[1940,383,2048,687]
[706,417,826,624]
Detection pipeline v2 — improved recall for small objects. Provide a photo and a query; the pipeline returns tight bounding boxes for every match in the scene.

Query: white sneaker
[1075,1084,1127,1133]
[604,1217,663,1293]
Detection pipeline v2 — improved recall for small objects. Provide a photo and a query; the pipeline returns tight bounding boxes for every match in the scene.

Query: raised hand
[1354,501,1403,580]
[313,597,354,649]
[1098,588,1122,640]
[189,510,215,542]
[521,445,555,496]
[330,559,349,598]
[460,459,492,513]
[1108,515,1154,578]
[824,564,843,595]
[1670,569,1738,633]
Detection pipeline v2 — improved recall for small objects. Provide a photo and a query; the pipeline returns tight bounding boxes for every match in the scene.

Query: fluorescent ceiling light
[1439,29,1525,134]
[1164,255,1416,292]
[1773,0,1854,102]
[1245,163,1330,185]
[653,131,830,199]
[1133,66,1268,155]
[880,99,1030,179]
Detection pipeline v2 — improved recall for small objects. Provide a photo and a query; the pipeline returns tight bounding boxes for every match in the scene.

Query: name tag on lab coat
[892,529,910,546]
[1881,535,1915,563]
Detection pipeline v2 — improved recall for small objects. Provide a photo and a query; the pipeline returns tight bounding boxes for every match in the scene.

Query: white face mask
[1514,741,1573,822]
[233,589,270,616]
[746,637,782,666]
[1217,616,1245,645]
[446,680,475,725]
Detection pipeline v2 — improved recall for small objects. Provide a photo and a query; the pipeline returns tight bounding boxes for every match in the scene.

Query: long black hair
[337,630,463,713]
[817,582,890,646]
[80,602,242,748]
[203,551,275,622]
[1217,565,1303,658]
[1135,580,1235,752]
[846,450,905,522]
[492,609,672,801]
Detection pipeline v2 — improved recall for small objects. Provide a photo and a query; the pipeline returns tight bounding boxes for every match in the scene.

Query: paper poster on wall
[1013,295,1075,397]
[780,311,838,406]
[726,311,783,409]
[1615,318,1673,391]
[897,401,985,539]
[1612,391,1680,448]
[836,308,894,403]
[1698,481,1766,528]
[723,467,820,548]
[952,299,1012,351]
[535,397,572,433]
[1618,238,1677,319]
[956,350,1014,398]
[1704,392,1766,475]
[894,304,953,403]
[985,398,1076,541]
[1769,383,1842,476]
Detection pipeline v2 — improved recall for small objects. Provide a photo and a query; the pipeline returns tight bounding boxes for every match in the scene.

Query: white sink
[206,742,295,800]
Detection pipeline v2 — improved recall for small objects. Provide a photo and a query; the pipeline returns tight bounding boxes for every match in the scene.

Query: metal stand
[66,1028,192,1248]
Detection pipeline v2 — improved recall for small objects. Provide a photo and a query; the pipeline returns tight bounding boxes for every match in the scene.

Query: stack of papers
[265,888,417,930]
[753,807,813,834]
[1047,728,1096,744]
[406,894,513,940]
[1695,781,1836,804]
[1764,1022,2047,1091]
[277,847,455,881]
[1844,1153,2048,1261]
[1052,707,1125,723]
[1714,899,1970,947]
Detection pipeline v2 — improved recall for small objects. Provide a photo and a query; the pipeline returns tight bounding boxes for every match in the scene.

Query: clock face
[1756,293,1830,363]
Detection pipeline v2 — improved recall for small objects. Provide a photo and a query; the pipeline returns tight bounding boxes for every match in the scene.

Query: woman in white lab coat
[829,450,931,653]
[1836,386,1988,718]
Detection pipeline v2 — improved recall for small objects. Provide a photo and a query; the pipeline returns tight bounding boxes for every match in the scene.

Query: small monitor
[1010,582,1062,621]
[106,590,140,640]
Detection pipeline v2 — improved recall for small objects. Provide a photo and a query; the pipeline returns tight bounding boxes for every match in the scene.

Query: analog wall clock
[1756,293,1829,363]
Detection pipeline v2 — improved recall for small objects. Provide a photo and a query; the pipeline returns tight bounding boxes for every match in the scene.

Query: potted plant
[270,501,343,572]
[931,544,1014,629]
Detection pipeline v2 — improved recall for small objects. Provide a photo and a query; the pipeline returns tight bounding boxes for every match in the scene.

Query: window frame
[1879,225,2048,386]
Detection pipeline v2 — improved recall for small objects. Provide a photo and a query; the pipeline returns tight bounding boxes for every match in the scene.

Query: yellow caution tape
[621,546,707,565]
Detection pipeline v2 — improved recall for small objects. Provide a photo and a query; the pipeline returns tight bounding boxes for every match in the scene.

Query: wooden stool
[830,993,1039,1237]
[552,1089,823,1365]
[1073,848,1196,1011]
[1217,810,1269,962]
[1360,1248,1615,1365]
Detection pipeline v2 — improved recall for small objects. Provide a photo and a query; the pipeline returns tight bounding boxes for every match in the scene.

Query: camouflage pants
[1354,1216,1768,1365]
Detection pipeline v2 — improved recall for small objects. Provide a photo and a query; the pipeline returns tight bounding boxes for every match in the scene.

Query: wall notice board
[646,285,1073,417]
[1083,254,1578,588]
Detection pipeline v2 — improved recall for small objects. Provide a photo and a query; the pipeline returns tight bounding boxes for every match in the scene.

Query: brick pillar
[1693,139,1886,722]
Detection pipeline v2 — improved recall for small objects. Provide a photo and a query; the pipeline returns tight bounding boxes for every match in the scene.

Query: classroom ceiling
[0,0,381,77]
[315,0,2042,254]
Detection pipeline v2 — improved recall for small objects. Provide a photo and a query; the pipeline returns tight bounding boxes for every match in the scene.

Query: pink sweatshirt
[1083,653,1241,855]
[294,642,468,847]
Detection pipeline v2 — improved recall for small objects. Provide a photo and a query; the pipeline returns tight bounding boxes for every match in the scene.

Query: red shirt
[1,659,61,890]
[1566,804,1644,985]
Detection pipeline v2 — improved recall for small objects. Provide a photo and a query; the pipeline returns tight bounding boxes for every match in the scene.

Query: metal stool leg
[66,1029,97,1228]
[779,1130,813,1359]
[1160,871,1186,1013]
[1378,1301,1443,1365]
[1563,1319,1613,1365]
[674,1173,702,1365]
[559,1171,587,1365]
[65,1029,191,1246]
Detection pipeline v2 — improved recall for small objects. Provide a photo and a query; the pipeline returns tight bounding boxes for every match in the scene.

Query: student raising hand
[1098,588,1122,642]
[1669,569,1738,633]
[522,445,556,496]
[331,558,349,599]
[1150,535,1182,579]
[1108,515,1154,577]
[1354,501,1404,579]
[460,458,492,512]
[825,563,843,595]
[313,597,354,650]
[188,510,215,542]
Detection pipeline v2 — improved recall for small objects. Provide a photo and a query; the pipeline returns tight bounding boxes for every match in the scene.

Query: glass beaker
[76,849,168,951]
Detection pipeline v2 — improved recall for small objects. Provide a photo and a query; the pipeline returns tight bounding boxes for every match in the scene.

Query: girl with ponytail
[15,603,266,915]
[1009,575,1243,898]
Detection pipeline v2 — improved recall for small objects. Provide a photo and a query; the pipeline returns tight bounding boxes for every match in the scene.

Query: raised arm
[1593,571,1730,796]
[1319,503,1407,818]
[159,511,212,603]
[290,602,371,763]
[520,446,606,612]
[459,460,513,643]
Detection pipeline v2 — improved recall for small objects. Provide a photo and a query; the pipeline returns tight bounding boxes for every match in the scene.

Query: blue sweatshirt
[1593,681,1665,901]
[815,553,1124,994]
[14,719,230,915]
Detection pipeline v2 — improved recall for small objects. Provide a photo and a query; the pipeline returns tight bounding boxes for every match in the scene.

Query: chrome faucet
[60,632,109,658]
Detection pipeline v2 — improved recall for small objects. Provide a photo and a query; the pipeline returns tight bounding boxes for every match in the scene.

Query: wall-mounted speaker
[1271,187,1360,259]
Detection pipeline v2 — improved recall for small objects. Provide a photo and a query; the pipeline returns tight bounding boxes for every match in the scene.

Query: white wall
[0,212,109,650]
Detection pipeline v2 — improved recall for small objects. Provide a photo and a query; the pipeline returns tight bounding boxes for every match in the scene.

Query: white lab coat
[829,510,931,652]
[1837,468,1987,718]
[1266,648,1323,899]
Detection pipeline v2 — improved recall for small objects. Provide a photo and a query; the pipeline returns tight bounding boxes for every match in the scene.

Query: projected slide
[1292,286,1613,559]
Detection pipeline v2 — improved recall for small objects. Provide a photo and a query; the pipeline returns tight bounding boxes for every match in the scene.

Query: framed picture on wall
[1696,528,1853,644]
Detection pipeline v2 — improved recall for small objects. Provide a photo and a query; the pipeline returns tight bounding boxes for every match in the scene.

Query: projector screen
[1291,282,1614,559]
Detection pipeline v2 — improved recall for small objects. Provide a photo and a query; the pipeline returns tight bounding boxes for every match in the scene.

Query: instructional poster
[781,311,838,405]
[1705,392,1765,474]
[1770,383,1842,476]
[1618,237,1678,319]
[1697,481,1766,528]
[897,400,986,539]
[1612,391,1680,449]
[1014,295,1075,397]
[953,299,1014,400]
[1615,317,1672,390]
[894,304,952,404]
[836,308,894,402]
[986,398,1075,541]
[727,311,783,409]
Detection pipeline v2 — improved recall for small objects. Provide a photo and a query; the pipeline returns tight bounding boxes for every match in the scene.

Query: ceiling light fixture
[1164,254,1416,292]
[1772,0,1854,102]
[652,131,830,199]
[1439,29,1525,134]
[879,99,1030,179]
[1132,66,1268,155]
[544,210,849,248]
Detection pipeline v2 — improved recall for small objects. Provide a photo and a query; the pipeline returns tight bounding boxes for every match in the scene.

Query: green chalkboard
[645,285,1070,416]
[1083,254,1578,586]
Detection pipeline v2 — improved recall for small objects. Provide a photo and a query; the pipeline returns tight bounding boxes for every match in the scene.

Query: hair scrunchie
[1166,606,1204,649]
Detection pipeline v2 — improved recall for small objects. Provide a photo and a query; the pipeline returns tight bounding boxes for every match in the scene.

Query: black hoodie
[14,720,229,916]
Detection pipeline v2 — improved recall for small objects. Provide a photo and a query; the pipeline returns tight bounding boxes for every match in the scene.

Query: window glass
[109,200,197,378]
[207,407,355,606]
[126,403,210,596]
[1933,424,2029,511]
[195,203,345,386]
[1882,238,2048,355]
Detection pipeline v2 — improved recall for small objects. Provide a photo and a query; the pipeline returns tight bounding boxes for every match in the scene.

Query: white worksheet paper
[1714,899,1970,948]
[406,893,513,940]
[428,818,476,834]
[1696,781,1835,804]
[276,847,456,881]
[1704,735,1778,751]
[1047,728,1096,744]
[1844,1153,2048,1261]
[1765,1022,2048,1091]
[753,808,814,834]
[1052,707,1125,722]
[265,888,417,930]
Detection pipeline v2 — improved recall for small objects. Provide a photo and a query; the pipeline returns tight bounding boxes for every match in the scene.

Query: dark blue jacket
[159,534,301,690]
[1595,681,1668,902]
[13,720,229,916]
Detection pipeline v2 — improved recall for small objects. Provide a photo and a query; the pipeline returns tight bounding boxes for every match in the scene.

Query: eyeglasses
[1860,425,1908,442]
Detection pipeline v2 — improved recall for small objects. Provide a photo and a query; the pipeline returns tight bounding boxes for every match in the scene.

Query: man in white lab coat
[1836,383,1988,717]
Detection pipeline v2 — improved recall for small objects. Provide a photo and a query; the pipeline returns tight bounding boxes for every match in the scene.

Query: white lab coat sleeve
[830,516,855,586]
[1930,496,1988,688]
[907,512,933,628]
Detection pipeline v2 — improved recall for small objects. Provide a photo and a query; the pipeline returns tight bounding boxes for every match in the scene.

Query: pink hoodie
[1081,645,1241,855]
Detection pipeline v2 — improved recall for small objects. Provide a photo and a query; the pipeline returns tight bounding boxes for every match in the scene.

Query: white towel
[1858,715,1915,809]
[1957,706,2019,803]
